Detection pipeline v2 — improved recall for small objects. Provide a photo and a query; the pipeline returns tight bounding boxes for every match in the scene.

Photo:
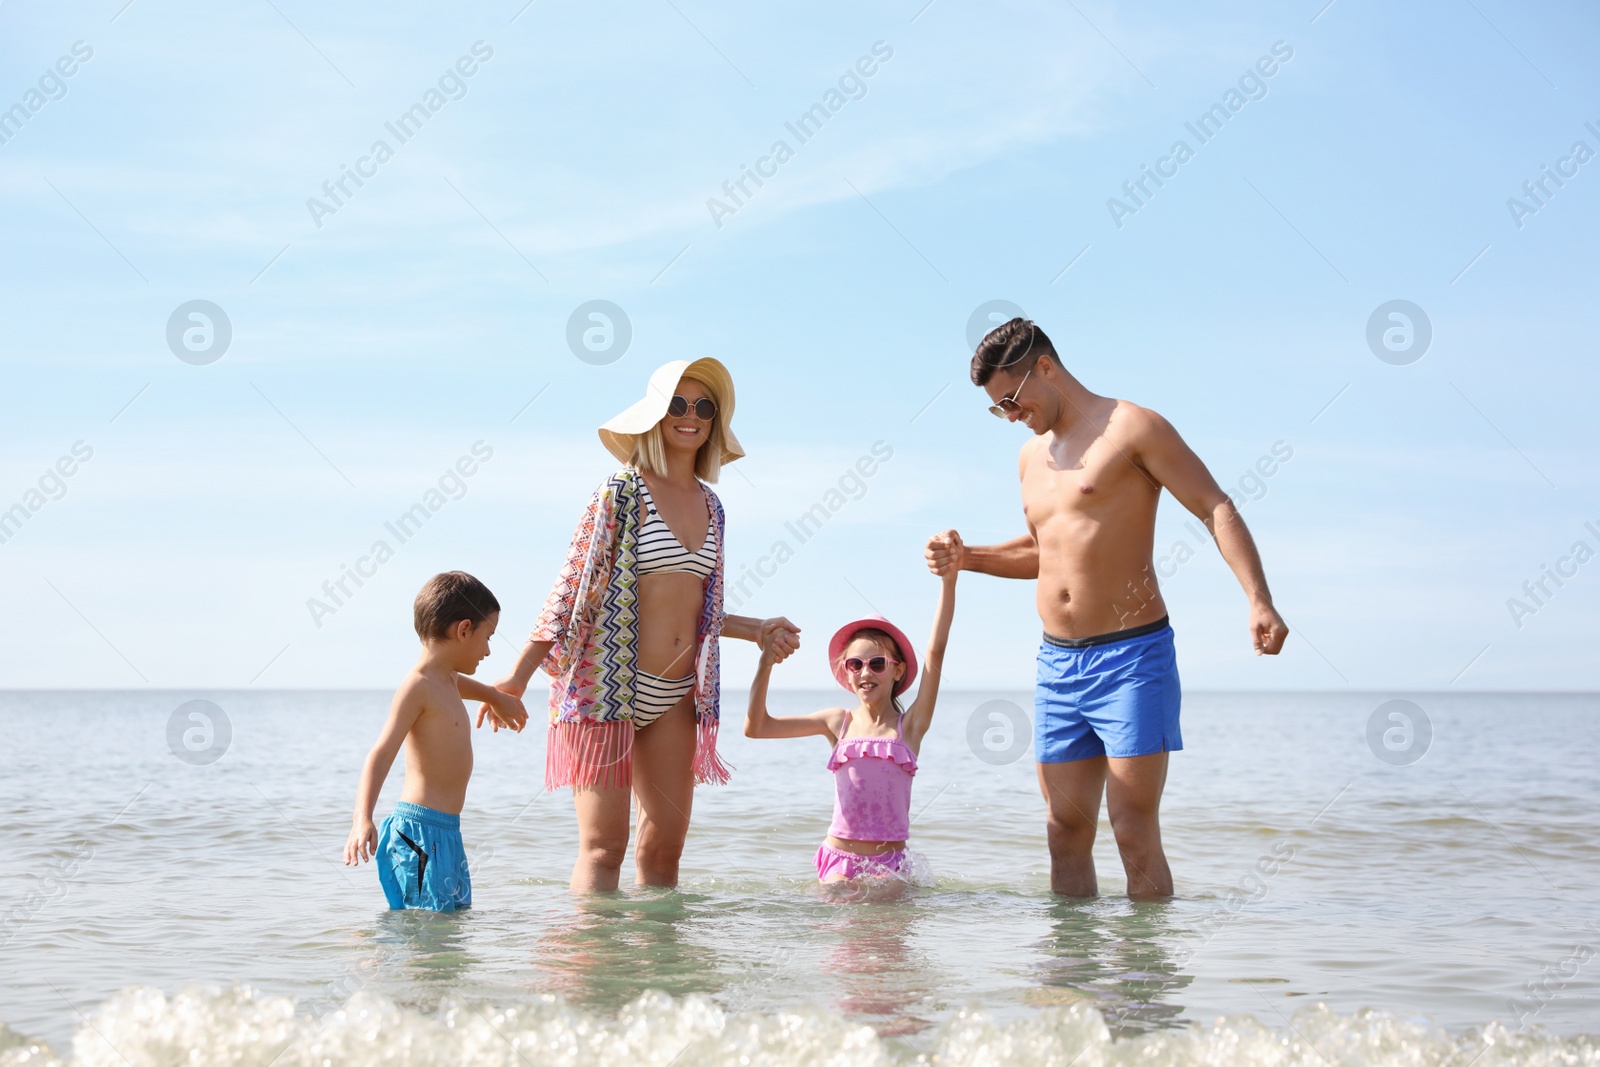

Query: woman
[492,358,799,891]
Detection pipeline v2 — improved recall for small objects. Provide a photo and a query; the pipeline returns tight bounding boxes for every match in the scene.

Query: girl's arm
[903,567,957,750]
[745,643,838,741]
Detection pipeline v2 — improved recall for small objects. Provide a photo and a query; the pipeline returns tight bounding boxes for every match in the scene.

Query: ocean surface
[2,689,1597,1066]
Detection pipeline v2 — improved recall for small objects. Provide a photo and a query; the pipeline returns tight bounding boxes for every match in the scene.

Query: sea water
[2,690,1597,1065]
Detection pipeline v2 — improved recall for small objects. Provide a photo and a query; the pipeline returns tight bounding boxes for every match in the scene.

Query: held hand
[925,530,966,577]
[1251,604,1289,656]
[344,820,377,866]
[481,691,528,733]
[758,636,785,668]
[758,617,801,663]
[477,676,529,730]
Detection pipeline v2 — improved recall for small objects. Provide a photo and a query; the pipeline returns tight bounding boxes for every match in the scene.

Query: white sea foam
[5,987,1598,1067]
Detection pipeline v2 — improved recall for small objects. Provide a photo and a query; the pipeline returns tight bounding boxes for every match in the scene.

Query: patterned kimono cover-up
[531,467,731,789]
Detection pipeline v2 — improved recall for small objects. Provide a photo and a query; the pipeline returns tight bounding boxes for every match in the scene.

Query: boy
[343,571,527,911]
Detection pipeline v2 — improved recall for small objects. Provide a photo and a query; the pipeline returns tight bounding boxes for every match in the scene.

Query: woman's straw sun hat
[598,358,745,466]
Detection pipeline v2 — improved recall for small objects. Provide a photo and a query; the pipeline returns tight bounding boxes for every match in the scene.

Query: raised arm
[902,568,957,750]
[344,680,426,865]
[745,643,839,742]
[1132,407,1289,655]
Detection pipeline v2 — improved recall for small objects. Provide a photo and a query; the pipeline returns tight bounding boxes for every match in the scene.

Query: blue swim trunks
[376,801,471,912]
[1034,617,1182,763]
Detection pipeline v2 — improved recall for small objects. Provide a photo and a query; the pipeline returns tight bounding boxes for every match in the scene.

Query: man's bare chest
[1022,444,1147,525]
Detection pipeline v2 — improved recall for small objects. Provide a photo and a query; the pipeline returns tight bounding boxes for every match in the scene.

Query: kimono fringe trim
[693,716,733,786]
[545,716,732,791]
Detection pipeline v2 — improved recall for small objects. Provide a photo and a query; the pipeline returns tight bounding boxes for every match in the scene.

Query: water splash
[7,987,1599,1067]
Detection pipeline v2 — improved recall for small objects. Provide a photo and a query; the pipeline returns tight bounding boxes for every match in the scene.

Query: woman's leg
[630,690,698,887]
[570,783,632,892]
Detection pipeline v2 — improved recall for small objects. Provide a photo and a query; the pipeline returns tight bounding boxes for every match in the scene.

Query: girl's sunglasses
[668,395,717,421]
[843,656,900,675]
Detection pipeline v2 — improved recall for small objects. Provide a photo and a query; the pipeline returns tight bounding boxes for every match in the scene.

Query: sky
[1,0,1596,693]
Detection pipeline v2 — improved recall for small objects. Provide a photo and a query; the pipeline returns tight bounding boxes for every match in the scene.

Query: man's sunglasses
[988,363,1033,418]
[843,656,900,675]
[668,395,717,421]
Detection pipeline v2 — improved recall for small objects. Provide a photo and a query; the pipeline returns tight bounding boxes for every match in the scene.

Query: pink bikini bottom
[815,842,907,882]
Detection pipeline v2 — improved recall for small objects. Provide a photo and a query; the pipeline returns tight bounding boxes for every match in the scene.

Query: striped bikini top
[637,480,718,578]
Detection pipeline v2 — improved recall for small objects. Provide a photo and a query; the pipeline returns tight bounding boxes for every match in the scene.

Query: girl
[745,563,956,882]
[489,358,800,892]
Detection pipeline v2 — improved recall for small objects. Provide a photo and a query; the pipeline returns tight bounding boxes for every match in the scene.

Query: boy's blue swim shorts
[376,801,471,912]
[1034,617,1182,763]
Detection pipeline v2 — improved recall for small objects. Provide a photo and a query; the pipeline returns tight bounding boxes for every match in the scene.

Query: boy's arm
[343,680,426,866]
[745,643,837,741]
[903,566,957,747]
[457,673,526,733]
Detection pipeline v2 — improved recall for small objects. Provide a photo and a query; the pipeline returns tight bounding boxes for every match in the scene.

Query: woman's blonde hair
[628,373,726,483]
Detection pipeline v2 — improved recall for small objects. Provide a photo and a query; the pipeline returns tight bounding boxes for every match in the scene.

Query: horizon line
[0,687,1595,696]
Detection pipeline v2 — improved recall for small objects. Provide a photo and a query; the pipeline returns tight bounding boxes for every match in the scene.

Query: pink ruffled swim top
[827,714,917,843]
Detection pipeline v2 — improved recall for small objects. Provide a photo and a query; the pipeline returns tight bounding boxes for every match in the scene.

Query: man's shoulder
[1107,398,1173,441]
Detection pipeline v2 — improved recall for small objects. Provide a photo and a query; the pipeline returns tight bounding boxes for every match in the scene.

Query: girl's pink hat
[828,615,918,696]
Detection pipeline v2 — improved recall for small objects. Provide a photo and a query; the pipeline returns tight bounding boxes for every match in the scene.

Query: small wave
[5,986,1599,1066]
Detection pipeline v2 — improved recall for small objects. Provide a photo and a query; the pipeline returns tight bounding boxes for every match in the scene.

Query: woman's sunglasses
[668,395,717,421]
[843,656,900,675]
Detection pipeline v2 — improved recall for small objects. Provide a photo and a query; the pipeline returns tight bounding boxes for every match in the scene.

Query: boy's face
[448,612,498,674]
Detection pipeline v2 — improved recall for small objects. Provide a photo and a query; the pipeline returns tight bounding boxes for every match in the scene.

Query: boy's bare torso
[1022,398,1168,639]
[399,669,474,814]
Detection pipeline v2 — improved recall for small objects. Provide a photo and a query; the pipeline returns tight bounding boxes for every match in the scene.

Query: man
[926,318,1288,899]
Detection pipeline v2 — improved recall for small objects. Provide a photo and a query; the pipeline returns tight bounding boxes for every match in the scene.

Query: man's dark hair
[414,571,500,641]
[970,317,1057,387]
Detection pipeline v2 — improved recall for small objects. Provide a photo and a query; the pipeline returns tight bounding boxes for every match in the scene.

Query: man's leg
[1104,752,1172,900]
[1037,757,1107,897]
